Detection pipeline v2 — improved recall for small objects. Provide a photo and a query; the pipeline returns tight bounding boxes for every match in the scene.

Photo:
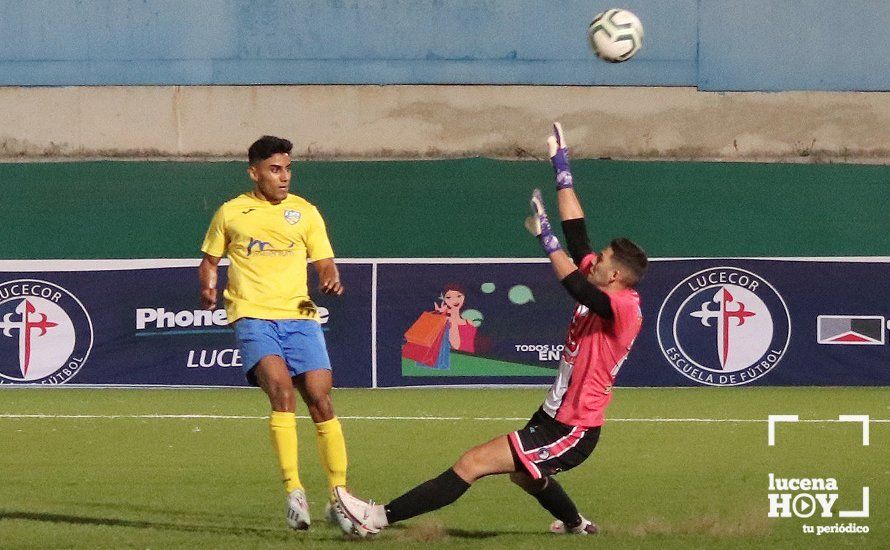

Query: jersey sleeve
[305,206,335,261]
[200,206,228,257]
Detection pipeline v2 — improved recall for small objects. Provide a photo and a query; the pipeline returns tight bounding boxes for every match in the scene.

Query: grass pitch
[0,386,887,549]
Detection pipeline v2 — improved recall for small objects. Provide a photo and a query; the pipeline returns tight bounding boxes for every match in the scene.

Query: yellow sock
[315,417,348,496]
[269,411,302,493]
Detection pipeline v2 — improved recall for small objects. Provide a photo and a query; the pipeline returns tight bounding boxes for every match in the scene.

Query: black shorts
[508,408,600,479]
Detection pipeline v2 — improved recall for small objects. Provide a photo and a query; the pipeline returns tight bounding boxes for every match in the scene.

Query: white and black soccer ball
[588,8,644,63]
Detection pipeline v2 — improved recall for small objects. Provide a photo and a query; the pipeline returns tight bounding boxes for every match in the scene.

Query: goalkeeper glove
[547,122,573,190]
[525,189,562,254]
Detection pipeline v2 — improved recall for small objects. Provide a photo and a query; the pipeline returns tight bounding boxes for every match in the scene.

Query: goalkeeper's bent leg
[511,473,583,528]
[384,435,515,524]
[384,468,471,524]
[532,478,583,527]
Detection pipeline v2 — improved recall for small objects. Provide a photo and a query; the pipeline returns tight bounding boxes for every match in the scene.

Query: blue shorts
[233,318,331,385]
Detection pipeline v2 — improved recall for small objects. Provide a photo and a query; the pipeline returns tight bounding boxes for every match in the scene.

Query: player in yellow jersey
[199,136,351,532]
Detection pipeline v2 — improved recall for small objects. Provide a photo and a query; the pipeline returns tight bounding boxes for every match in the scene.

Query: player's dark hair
[248,135,293,165]
[610,237,648,287]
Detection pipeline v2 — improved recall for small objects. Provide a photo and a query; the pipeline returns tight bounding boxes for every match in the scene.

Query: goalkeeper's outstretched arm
[525,189,613,320]
[548,123,594,266]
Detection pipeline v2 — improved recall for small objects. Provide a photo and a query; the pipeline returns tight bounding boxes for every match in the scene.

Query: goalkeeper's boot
[549,516,599,535]
[286,488,311,530]
[333,486,382,537]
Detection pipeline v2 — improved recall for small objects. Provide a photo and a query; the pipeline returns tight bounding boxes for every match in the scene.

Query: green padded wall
[3,159,887,259]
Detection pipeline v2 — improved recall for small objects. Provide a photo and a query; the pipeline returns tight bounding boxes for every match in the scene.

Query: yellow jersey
[201,192,334,323]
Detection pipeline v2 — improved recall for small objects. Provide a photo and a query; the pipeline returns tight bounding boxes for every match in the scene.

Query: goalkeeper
[335,123,648,536]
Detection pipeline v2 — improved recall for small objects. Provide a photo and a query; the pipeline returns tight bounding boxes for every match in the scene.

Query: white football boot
[324,499,354,534]
[285,488,311,530]
[550,515,599,535]
[333,486,382,537]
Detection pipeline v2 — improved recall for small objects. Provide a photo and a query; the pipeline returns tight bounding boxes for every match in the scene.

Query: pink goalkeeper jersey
[542,253,643,428]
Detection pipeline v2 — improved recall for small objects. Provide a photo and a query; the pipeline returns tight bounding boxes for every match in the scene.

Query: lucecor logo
[657,267,791,386]
[0,279,93,384]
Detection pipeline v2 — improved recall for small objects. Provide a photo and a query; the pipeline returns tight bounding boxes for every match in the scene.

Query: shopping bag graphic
[401,312,448,366]
[432,321,451,370]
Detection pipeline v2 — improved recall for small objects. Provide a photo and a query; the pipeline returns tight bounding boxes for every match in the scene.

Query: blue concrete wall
[699,1,890,91]
[0,0,886,90]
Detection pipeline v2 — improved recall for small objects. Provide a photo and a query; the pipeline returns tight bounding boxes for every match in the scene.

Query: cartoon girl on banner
[434,283,477,353]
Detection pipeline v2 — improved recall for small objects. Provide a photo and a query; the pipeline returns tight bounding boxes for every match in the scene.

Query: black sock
[533,478,582,527]
[384,468,471,524]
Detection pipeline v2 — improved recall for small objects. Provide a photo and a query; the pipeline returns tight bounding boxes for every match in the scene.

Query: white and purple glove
[547,122,573,190]
[524,189,562,254]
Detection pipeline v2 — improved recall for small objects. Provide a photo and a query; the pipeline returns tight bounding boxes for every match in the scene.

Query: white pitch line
[0,414,268,419]
[0,414,887,422]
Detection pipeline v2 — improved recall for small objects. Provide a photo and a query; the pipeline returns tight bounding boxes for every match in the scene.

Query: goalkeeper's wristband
[538,215,562,254]
[540,233,562,254]
[551,148,574,190]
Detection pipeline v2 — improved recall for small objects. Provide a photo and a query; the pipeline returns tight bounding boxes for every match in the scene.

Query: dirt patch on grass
[608,508,772,537]
[396,518,449,542]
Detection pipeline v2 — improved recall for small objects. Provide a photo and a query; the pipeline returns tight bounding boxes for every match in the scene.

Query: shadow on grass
[3,511,511,542]
[388,523,501,540]
[61,500,262,523]
[0,510,282,537]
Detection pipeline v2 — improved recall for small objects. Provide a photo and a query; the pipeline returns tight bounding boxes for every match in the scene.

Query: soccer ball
[588,8,644,63]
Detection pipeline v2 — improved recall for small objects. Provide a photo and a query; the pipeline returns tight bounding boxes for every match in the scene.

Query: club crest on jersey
[284,210,301,225]
[656,267,790,386]
[0,279,93,384]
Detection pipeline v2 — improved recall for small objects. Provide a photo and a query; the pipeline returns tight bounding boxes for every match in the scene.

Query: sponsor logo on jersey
[246,237,295,257]
[0,279,93,384]
[247,237,271,256]
[657,267,790,386]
